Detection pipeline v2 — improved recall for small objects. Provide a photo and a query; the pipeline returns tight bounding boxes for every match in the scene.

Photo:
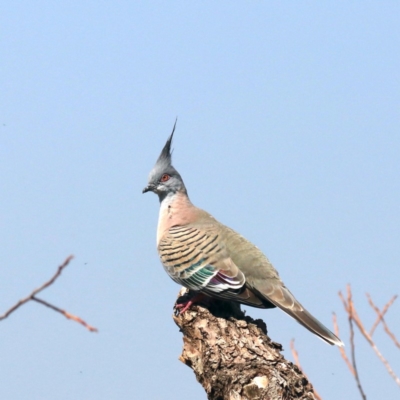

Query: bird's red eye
[160,174,170,182]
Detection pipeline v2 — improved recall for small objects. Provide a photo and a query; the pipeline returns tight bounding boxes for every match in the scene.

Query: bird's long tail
[252,282,344,347]
[280,304,343,346]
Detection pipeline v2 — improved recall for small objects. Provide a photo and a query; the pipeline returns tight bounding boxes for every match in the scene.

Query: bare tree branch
[367,294,399,349]
[335,288,367,399]
[31,296,98,332]
[0,255,97,332]
[339,285,399,387]
[332,313,355,376]
[347,289,367,400]
[290,339,322,400]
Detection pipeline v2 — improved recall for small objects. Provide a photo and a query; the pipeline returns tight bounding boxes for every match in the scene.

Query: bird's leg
[175,291,209,314]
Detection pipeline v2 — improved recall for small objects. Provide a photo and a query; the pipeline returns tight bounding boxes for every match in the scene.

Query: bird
[142,122,344,347]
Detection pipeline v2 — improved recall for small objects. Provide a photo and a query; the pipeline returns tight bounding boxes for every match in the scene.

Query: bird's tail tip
[324,332,344,347]
[336,339,345,348]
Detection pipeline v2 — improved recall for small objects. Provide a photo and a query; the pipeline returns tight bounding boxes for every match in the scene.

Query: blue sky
[1,2,399,399]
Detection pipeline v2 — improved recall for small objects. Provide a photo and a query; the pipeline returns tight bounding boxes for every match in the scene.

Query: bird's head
[142,120,187,202]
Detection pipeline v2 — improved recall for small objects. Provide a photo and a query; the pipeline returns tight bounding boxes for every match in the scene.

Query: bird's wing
[158,224,265,307]
[218,224,343,346]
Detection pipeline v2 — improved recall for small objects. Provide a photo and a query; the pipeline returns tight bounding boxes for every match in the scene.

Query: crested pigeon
[143,123,344,347]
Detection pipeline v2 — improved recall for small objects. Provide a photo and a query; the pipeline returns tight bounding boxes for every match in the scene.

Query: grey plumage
[143,123,344,347]
[143,120,186,200]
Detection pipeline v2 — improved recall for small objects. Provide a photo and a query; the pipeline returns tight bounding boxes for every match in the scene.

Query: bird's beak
[142,184,153,194]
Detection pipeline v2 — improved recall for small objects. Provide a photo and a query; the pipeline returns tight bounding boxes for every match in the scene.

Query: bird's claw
[174,299,194,314]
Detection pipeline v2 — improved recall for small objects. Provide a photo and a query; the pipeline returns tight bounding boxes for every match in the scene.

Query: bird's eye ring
[160,174,170,182]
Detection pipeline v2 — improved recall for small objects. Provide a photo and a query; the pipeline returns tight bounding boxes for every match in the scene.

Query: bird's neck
[157,191,197,244]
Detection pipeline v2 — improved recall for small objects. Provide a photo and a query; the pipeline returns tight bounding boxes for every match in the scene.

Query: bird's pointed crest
[156,118,177,166]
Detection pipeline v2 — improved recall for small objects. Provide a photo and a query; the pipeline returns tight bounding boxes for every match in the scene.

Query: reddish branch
[288,286,399,400]
[332,313,355,377]
[336,284,399,392]
[345,289,367,400]
[0,256,97,332]
[367,294,399,349]
[368,294,397,336]
[290,340,322,400]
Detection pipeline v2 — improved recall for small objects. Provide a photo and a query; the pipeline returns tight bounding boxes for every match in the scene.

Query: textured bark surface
[173,290,317,400]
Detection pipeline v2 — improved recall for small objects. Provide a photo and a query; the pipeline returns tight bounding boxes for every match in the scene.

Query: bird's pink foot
[175,292,208,314]
[174,299,195,314]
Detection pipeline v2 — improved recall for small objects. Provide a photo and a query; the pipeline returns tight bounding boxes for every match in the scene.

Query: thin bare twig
[339,285,400,387]
[290,339,322,400]
[345,289,367,400]
[332,313,355,376]
[368,294,397,337]
[382,322,400,350]
[32,297,98,332]
[290,339,301,368]
[0,255,74,320]
[367,294,399,349]
[0,256,97,332]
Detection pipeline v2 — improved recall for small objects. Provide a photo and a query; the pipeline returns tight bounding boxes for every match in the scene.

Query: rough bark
[173,289,317,400]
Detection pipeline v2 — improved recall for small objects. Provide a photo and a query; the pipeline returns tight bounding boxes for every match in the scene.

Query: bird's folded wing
[158,225,243,290]
[159,225,264,305]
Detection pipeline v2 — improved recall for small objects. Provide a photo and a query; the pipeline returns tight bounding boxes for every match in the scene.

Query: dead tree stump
[173,290,317,400]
